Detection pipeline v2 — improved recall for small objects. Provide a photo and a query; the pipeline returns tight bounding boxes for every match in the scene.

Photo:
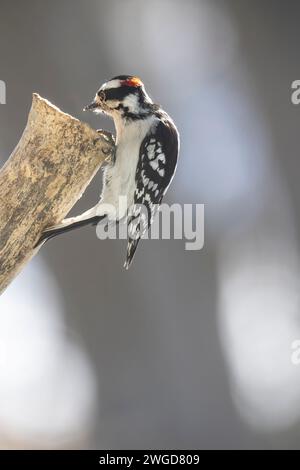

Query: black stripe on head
[103,86,139,102]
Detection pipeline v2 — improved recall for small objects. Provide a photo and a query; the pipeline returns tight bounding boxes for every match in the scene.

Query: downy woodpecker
[37,75,179,269]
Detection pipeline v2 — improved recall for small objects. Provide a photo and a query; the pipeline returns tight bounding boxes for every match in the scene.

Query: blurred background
[0,0,300,450]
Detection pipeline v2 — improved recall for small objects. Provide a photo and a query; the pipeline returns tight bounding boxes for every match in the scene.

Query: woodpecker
[37,75,179,269]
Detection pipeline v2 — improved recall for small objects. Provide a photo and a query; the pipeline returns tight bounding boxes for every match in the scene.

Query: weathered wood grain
[0,94,114,293]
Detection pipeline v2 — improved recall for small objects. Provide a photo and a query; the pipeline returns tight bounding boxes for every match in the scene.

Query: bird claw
[96,130,116,163]
[97,129,115,145]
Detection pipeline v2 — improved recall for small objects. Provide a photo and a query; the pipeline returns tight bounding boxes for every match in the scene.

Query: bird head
[84,75,153,119]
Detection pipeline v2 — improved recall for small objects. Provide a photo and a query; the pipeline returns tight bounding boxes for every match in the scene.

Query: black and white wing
[124,117,179,269]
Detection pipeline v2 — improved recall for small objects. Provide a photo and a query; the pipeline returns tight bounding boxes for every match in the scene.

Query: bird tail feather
[124,237,140,270]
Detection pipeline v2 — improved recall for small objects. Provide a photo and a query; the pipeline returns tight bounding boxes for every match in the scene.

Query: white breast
[100,115,157,219]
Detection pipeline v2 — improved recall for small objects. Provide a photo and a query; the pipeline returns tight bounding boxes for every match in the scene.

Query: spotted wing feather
[124,118,179,269]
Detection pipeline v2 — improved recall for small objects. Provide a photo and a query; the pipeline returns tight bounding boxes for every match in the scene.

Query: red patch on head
[121,77,143,88]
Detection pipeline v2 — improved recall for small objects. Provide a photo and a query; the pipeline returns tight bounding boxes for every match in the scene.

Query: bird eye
[98,90,106,101]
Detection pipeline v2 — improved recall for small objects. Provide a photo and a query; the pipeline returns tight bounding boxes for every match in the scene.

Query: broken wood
[0,94,114,294]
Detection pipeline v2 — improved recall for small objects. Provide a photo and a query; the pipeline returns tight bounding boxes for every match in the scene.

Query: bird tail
[124,237,141,270]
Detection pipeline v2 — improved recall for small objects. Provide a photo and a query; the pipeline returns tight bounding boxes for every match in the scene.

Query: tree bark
[0,94,114,294]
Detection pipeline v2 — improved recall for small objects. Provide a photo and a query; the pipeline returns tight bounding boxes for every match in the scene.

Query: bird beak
[83,100,100,112]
